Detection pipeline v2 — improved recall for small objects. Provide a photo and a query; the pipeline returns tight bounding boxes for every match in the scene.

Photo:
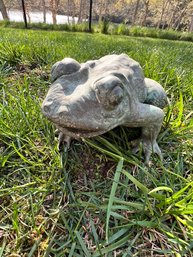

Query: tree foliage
[1,0,193,31]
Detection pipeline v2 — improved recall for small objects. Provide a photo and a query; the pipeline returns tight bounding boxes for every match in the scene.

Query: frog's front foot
[132,138,163,164]
[55,129,71,151]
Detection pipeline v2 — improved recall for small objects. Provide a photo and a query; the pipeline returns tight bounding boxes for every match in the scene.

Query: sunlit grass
[0,20,193,42]
[0,28,192,256]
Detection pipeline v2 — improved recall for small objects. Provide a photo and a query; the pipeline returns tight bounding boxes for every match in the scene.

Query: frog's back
[90,54,147,103]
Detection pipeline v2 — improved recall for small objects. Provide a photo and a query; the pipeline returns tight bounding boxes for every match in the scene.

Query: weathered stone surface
[42,54,168,163]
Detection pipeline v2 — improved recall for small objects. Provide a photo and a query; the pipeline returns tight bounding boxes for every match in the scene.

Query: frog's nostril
[43,100,53,113]
[58,106,69,117]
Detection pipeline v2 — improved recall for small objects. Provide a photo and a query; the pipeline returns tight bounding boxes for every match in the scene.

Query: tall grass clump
[0,27,192,256]
[115,23,130,36]
[99,20,110,34]
[0,42,24,67]
[1,20,192,42]
[0,20,91,33]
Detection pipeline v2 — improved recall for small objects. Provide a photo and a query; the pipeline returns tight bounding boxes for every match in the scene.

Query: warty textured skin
[42,54,168,163]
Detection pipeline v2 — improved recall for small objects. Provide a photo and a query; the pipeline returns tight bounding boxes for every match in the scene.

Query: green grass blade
[113,199,145,210]
[164,182,193,205]
[74,230,91,257]
[149,186,173,194]
[122,169,149,194]
[107,228,129,244]
[93,232,131,257]
[68,242,77,257]
[0,239,6,257]
[106,158,124,242]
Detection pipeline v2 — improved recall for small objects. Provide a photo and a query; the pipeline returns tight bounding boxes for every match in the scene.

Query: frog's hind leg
[144,78,168,109]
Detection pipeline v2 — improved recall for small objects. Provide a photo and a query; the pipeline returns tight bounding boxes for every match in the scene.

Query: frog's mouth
[57,125,109,138]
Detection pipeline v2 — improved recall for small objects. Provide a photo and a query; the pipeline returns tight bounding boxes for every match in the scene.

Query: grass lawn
[0,28,193,256]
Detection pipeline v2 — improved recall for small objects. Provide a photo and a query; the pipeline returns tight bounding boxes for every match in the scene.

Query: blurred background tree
[0,0,193,31]
[0,0,9,20]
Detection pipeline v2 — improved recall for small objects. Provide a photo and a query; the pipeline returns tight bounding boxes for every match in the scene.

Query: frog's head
[42,54,145,138]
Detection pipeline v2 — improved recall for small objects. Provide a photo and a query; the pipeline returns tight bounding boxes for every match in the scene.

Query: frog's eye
[108,85,124,107]
[94,76,124,110]
[51,58,81,82]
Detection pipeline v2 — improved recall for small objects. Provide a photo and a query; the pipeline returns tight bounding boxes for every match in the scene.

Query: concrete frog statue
[42,54,168,164]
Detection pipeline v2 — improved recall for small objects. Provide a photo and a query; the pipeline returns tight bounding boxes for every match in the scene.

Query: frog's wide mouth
[57,125,109,138]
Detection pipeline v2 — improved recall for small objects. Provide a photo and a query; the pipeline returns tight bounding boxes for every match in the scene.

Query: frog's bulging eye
[108,85,124,107]
[94,76,124,110]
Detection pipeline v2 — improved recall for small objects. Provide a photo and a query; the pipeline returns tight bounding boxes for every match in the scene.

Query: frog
[42,54,168,164]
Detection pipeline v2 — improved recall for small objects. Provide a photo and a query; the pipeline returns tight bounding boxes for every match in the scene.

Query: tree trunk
[189,14,193,32]
[0,0,9,20]
[98,0,110,22]
[167,0,180,29]
[69,0,76,24]
[157,0,170,28]
[98,0,104,23]
[174,7,187,30]
[42,0,46,23]
[26,2,31,23]
[78,0,83,23]
[141,0,149,26]
[67,0,70,23]
[132,0,140,25]
[50,0,57,24]
[104,0,110,20]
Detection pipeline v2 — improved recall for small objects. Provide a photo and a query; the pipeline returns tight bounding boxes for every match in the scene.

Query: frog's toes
[58,132,71,152]
[131,139,163,164]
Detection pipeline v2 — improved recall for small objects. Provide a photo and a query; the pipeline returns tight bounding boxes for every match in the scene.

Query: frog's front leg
[55,129,71,151]
[127,103,165,164]
[132,125,163,164]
